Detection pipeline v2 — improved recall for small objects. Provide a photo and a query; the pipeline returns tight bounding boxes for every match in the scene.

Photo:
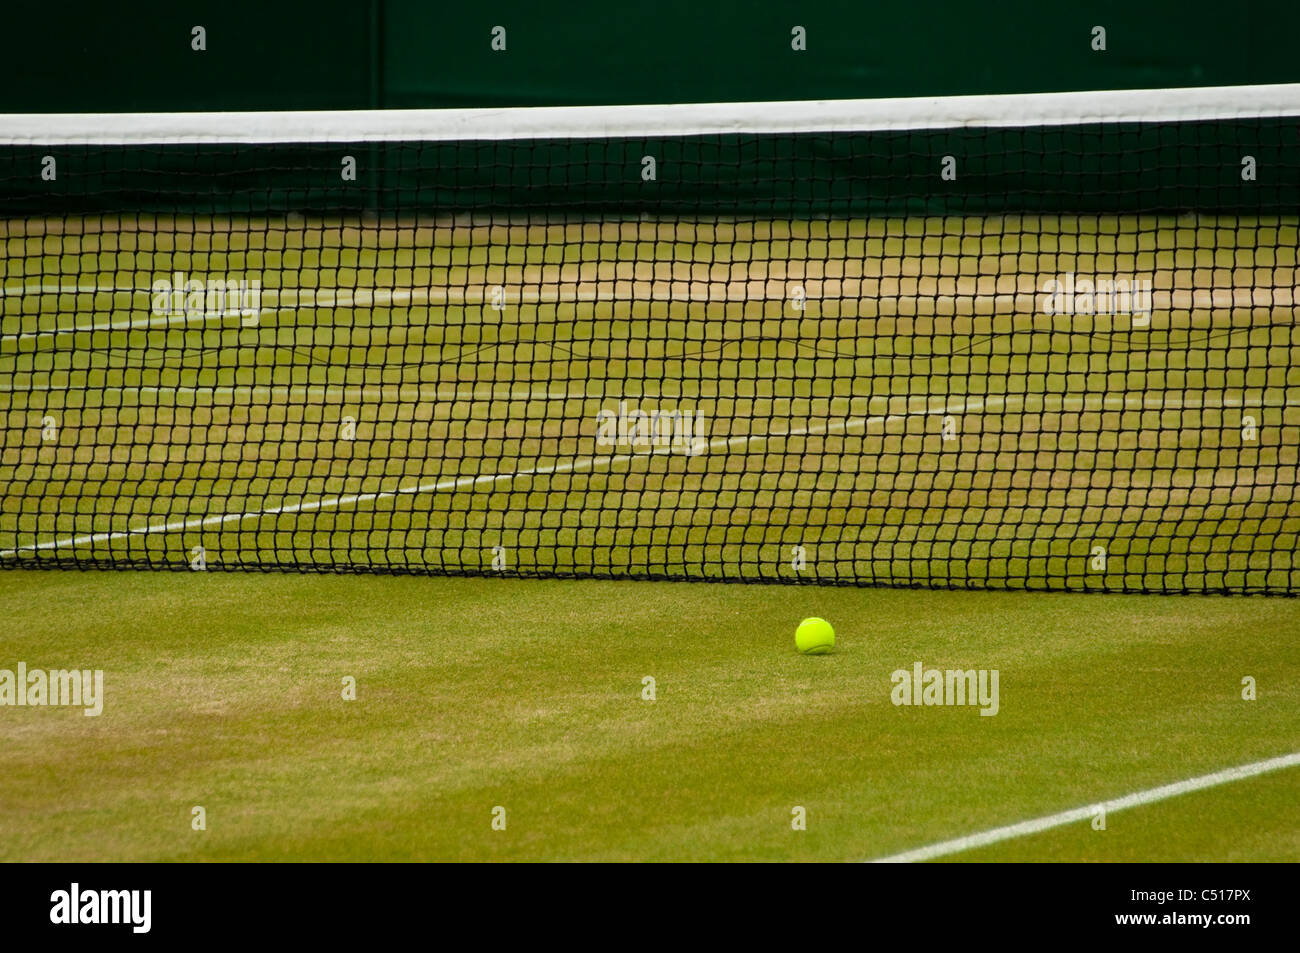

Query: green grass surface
[1,569,1295,861]
[1,215,1298,590]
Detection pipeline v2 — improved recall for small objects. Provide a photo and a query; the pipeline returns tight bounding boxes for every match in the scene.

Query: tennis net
[2,85,1298,592]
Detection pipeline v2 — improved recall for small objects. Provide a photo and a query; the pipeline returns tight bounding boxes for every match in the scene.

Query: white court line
[2,298,436,345]
[6,279,1293,345]
[0,396,990,557]
[0,307,289,344]
[1,281,534,343]
[869,751,1300,863]
[0,283,390,344]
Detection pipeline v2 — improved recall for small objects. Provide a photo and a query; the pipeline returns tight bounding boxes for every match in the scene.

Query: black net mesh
[1,103,1297,592]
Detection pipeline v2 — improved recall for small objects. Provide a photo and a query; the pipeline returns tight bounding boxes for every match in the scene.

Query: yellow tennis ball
[795,617,835,655]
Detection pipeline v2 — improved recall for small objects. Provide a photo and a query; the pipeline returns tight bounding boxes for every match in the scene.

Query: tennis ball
[795,617,835,655]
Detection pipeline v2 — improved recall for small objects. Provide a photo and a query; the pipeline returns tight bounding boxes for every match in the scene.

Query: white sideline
[0,283,438,343]
[869,750,1300,863]
[0,397,991,557]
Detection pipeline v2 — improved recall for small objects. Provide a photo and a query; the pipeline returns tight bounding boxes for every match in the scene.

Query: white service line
[0,307,292,344]
[1012,394,1300,410]
[0,396,993,557]
[1,282,523,343]
[869,750,1300,863]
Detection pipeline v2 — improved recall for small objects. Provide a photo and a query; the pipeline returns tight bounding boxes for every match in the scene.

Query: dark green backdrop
[4,2,1299,112]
